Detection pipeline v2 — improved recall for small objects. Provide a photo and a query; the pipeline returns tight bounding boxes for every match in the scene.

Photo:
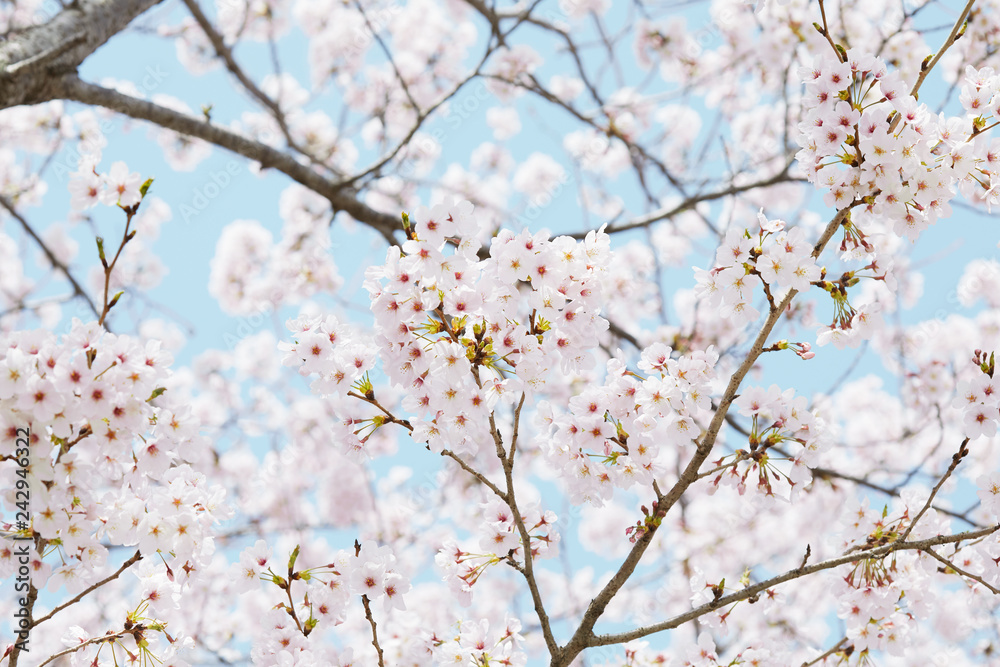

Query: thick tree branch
[52,75,403,244]
[554,204,858,666]
[0,0,404,246]
[0,0,164,108]
[589,524,1000,647]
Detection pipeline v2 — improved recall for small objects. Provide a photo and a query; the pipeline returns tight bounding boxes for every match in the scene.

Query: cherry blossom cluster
[954,349,999,439]
[280,198,611,460]
[695,207,896,351]
[0,318,229,662]
[977,471,1000,523]
[58,577,197,667]
[810,265,889,350]
[693,210,819,328]
[68,159,145,212]
[209,186,343,316]
[426,614,526,666]
[435,498,559,607]
[830,494,947,660]
[486,44,543,102]
[708,384,826,502]
[536,342,718,506]
[232,539,410,665]
[797,53,1000,241]
[633,18,705,83]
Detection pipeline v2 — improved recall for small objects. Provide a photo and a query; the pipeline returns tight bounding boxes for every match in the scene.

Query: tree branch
[570,163,805,239]
[0,0,164,108]
[589,524,1000,647]
[52,75,403,244]
[908,0,975,100]
[178,0,336,175]
[923,546,1000,594]
[31,550,142,627]
[0,195,101,322]
[553,203,858,666]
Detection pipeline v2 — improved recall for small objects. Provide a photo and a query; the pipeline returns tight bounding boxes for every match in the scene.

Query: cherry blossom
[3,1,1000,666]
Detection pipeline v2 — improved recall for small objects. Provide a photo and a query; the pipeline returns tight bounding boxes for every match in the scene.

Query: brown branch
[334,49,496,189]
[97,206,138,328]
[726,407,983,528]
[177,0,334,175]
[568,162,804,239]
[352,0,419,114]
[0,0,164,109]
[923,546,1000,594]
[553,203,859,666]
[0,195,101,321]
[810,465,981,526]
[496,410,559,655]
[51,75,404,246]
[360,594,386,667]
[606,318,642,350]
[588,524,1000,647]
[37,628,132,667]
[439,448,507,499]
[908,0,975,101]
[898,438,970,543]
[32,550,142,627]
[802,637,848,666]
[508,392,526,467]
[816,0,847,62]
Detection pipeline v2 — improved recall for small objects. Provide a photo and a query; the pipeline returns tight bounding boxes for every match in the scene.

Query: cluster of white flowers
[0,319,229,662]
[435,498,559,608]
[953,352,999,439]
[694,210,820,328]
[710,384,827,502]
[281,198,612,460]
[230,539,411,665]
[537,342,718,506]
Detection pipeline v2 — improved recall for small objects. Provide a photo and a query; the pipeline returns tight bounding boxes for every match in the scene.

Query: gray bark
[0,0,403,241]
[0,0,163,108]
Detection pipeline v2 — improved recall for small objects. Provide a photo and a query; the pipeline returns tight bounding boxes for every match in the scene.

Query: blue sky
[5,0,999,660]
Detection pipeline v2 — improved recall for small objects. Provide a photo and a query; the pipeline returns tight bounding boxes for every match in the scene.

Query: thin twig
[32,551,143,627]
[0,195,101,321]
[923,546,1000,594]
[908,0,975,100]
[898,438,970,544]
[801,637,847,666]
[360,594,386,667]
[589,524,1000,647]
[37,628,132,667]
